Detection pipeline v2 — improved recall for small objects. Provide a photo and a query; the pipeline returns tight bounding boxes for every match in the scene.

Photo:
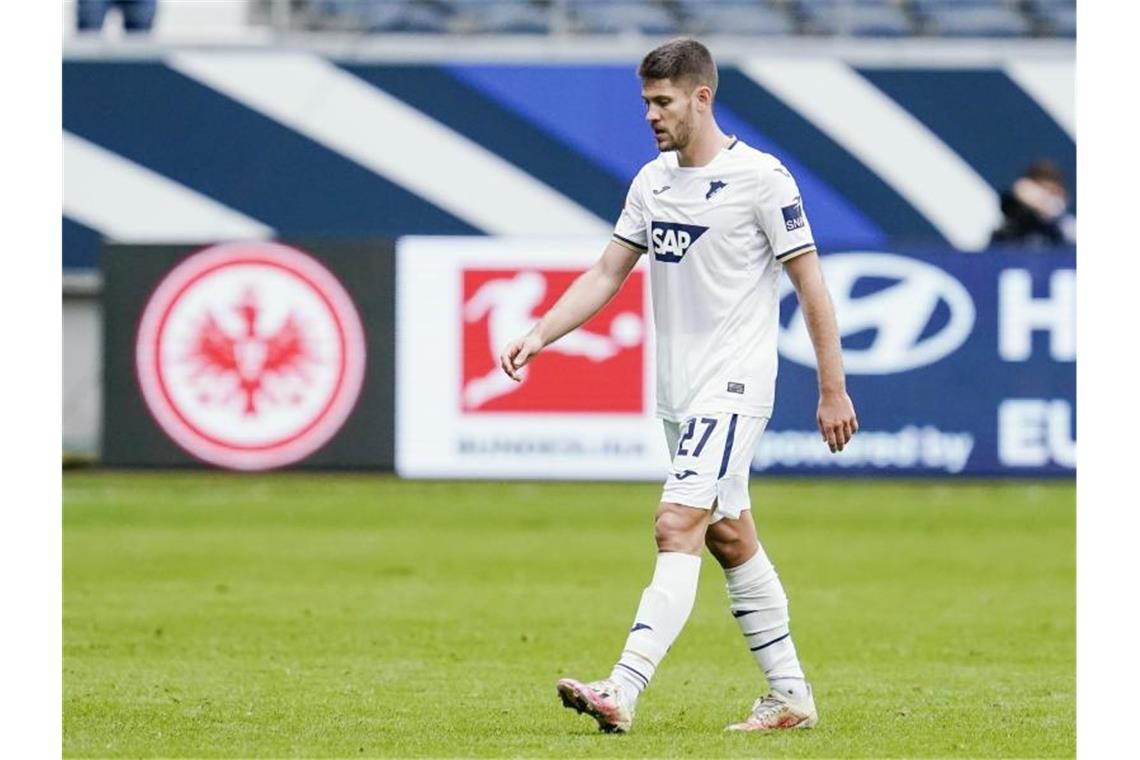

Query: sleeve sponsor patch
[781,196,805,231]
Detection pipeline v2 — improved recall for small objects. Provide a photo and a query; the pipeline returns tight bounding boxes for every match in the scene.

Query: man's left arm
[783,251,859,453]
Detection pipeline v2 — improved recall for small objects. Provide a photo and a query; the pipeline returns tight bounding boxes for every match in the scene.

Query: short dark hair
[638,38,718,95]
[1025,159,1066,186]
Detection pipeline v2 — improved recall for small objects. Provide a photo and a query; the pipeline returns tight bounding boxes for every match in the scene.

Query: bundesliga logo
[135,242,366,470]
[461,268,645,413]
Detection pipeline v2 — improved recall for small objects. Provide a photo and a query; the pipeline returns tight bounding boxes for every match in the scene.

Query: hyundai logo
[779,252,975,374]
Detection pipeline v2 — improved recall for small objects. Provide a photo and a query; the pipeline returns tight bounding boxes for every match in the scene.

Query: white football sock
[724,546,807,691]
[610,551,702,706]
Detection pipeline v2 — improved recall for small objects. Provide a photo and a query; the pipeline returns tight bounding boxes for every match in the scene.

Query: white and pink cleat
[556,677,635,733]
[725,686,818,731]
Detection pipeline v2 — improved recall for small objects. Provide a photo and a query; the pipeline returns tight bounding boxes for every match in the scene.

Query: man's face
[642,78,704,152]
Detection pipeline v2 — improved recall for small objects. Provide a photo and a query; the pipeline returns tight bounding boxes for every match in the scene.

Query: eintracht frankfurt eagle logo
[136,242,366,470]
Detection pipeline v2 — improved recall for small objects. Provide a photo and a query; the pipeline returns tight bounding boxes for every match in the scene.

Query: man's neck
[677,123,731,168]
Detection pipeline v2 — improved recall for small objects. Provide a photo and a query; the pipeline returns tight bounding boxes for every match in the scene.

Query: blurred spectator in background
[990,159,1076,249]
[77,0,157,33]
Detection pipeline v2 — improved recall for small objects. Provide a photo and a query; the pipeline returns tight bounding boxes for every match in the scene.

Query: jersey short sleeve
[612,172,649,254]
[757,163,816,263]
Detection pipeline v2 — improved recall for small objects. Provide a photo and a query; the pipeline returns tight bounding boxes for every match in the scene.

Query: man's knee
[653,502,708,554]
[706,535,749,568]
[705,517,760,568]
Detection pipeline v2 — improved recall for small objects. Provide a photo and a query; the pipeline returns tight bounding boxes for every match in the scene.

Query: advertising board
[397,237,669,479]
[765,247,1075,476]
[102,240,396,470]
[397,237,1075,479]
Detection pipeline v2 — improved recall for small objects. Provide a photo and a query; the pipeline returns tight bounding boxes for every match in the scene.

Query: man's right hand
[500,333,544,382]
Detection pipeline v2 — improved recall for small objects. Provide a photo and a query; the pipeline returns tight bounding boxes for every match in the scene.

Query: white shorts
[661,412,768,523]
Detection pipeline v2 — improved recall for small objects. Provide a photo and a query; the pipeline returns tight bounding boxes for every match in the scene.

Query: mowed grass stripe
[64,474,1074,758]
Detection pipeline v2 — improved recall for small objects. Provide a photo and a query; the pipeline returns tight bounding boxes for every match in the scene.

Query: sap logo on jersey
[461,268,646,413]
[650,221,709,263]
[779,252,975,374]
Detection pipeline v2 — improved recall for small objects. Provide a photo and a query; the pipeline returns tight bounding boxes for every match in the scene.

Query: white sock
[610,551,702,706]
[724,546,807,693]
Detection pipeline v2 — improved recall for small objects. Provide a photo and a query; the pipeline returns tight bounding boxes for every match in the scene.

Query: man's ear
[694,84,713,110]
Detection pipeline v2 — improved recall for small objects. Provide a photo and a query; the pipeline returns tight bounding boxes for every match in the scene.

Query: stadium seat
[310,0,451,33]
[674,1,796,37]
[307,0,358,31]
[1041,8,1074,37]
[448,1,555,34]
[1026,0,1075,37]
[796,0,915,37]
[911,0,1032,38]
[568,1,681,35]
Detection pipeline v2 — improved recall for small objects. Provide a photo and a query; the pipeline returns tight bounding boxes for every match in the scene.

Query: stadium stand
[312,0,451,33]
[1027,0,1076,37]
[62,1,1076,39]
[796,1,913,37]
[451,1,556,34]
[274,1,1074,38]
[566,1,680,35]
[911,0,1033,38]
[674,1,796,37]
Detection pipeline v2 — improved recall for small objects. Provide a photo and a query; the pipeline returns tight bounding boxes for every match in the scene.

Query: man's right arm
[499,240,642,381]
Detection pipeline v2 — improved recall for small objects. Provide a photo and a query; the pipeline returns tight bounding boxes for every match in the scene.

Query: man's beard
[659,119,692,152]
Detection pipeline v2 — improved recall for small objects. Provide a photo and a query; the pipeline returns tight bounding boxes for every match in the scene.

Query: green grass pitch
[63,473,1074,758]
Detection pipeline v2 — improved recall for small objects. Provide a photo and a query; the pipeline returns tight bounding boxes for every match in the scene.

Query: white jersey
[612,138,816,422]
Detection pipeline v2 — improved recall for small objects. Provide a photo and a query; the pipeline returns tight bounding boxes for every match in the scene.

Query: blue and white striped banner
[63,53,1074,269]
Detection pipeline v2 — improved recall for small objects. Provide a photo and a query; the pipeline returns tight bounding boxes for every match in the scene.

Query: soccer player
[499,39,857,733]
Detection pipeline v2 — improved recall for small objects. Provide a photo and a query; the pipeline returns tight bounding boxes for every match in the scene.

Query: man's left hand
[818,392,858,453]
